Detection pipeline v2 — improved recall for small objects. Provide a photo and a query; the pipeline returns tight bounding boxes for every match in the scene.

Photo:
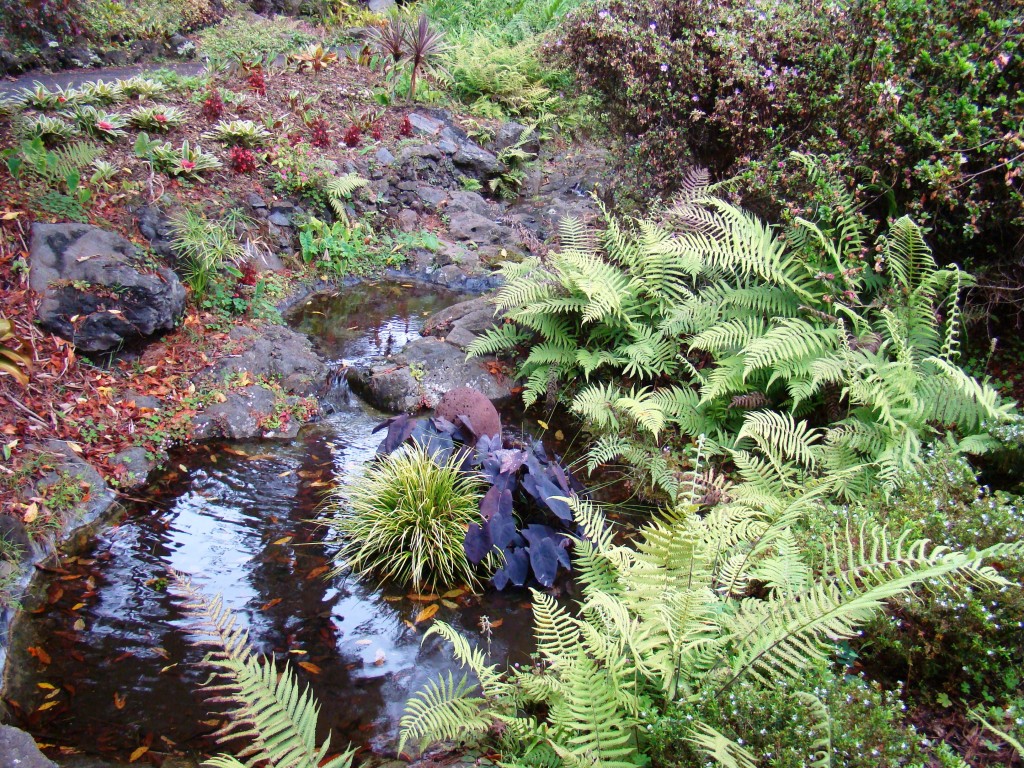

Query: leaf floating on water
[406,593,438,602]
[373,649,386,666]
[442,587,466,599]
[305,565,329,580]
[113,692,127,710]
[356,639,373,646]
[73,618,85,631]
[403,620,416,630]
[441,599,459,609]
[222,446,248,457]
[36,701,60,712]
[537,420,549,430]
[277,470,294,478]
[555,430,564,441]
[260,598,283,611]
[383,595,403,602]
[298,661,322,675]
[152,647,170,659]
[489,618,504,628]
[37,683,56,691]
[246,454,277,462]
[414,604,439,624]
[27,647,51,666]
[272,536,292,546]
[129,746,148,763]
[71,602,86,611]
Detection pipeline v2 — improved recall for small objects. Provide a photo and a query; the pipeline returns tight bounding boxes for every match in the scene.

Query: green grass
[325,446,485,591]
[196,14,314,64]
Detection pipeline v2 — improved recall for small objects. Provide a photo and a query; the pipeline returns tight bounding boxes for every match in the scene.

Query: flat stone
[246,193,267,209]
[415,184,449,210]
[0,724,57,768]
[447,190,492,217]
[268,211,292,227]
[191,384,304,441]
[397,209,420,233]
[209,325,328,395]
[374,146,395,166]
[408,112,446,136]
[448,211,511,245]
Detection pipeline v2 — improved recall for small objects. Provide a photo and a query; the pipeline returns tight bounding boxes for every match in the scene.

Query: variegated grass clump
[326,445,484,591]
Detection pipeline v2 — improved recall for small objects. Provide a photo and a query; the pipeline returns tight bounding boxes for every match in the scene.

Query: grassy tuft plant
[325,445,485,591]
[169,210,244,298]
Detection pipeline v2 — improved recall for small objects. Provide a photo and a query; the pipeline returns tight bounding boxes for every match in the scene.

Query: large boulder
[208,325,328,396]
[0,724,57,768]
[347,336,513,413]
[29,223,185,353]
[191,384,307,441]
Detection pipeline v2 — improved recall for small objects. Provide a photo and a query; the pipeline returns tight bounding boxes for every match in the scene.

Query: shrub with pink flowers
[555,0,1023,266]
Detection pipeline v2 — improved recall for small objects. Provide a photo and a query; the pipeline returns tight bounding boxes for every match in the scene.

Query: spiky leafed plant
[128,105,187,132]
[367,19,407,75]
[170,210,244,298]
[16,114,80,146]
[171,573,355,768]
[398,478,1024,767]
[203,119,273,148]
[323,445,485,591]
[402,14,447,101]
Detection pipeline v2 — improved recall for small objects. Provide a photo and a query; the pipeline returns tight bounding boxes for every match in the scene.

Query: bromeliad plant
[151,139,223,180]
[399,476,1024,767]
[290,44,339,73]
[64,105,128,141]
[128,105,186,132]
[468,161,1017,498]
[204,119,273,148]
[16,115,80,146]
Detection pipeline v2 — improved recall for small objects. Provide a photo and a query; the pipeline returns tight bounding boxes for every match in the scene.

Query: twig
[2,390,50,428]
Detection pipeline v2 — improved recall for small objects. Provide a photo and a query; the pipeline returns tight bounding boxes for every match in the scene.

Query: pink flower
[154,114,167,123]
[97,121,114,131]
[181,160,196,171]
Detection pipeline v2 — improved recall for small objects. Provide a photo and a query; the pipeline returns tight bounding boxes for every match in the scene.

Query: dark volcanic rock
[347,335,512,413]
[209,325,328,395]
[191,384,305,441]
[29,223,185,353]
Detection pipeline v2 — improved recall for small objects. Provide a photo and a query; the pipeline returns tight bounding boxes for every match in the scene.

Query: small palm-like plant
[325,445,485,591]
[403,14,447,101]
[368,19,407,75]
[203,119,273,148]
[0,318,30,387]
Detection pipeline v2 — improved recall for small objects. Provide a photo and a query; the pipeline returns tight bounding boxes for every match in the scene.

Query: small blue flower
[660,63,669,72]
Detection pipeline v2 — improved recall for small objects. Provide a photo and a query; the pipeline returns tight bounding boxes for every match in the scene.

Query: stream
[3,283,546,763]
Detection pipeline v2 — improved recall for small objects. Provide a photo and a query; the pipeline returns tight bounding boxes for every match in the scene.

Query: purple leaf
[480,486,513,522]
[374,413,416,455]
[488,508,519,550]
[503,548,529,586]
[528,538,560,587]
[464,522,492,564]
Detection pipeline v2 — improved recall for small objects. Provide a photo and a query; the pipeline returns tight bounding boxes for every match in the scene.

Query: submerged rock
[436,386,501,440]
[29,223,186,353]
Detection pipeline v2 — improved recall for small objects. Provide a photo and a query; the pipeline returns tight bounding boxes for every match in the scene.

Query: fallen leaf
[66,442,84,454]
[489,618,504,628]
[23,502,39,524]
[71,602,86,611]
[356,639,372,646]
[129,746,148,763]
[555,430,564,441]
[441,599,459,609]
[278,470,294,478]
[537,420,549,430]
[37,683,56,691]
[260,598,283,611]
[36,701,60,712]
[305,565,329,580]
[441,588,466,599]
[406,593,439,602]
[272,536,292,546]
[414,604,439,623]
[27,647,52,666]
[73,619,85,631]
[298,661,321,675]
[113,692,127,710]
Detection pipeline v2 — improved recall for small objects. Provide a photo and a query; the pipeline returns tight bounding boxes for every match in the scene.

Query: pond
[3,282,558,763]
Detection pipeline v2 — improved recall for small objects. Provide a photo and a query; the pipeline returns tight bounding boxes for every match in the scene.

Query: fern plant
[469,161,1017,497]
[399,479,1024,767]
[326,173,370,220]
[172,573,355,768]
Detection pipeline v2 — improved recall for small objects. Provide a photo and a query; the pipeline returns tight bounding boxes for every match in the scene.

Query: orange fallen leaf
[406,593,439,602]
[489,619,504,628]
[129,746,148,763]
[373,650,386,666]
[113,692,127,710]
[260,598,283,611]
[305,565,329,580]
[27,647,52,666]
[414,604,439,624]
[272,536,292,546]
[36,701,60,712]
[298,661,321,675]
